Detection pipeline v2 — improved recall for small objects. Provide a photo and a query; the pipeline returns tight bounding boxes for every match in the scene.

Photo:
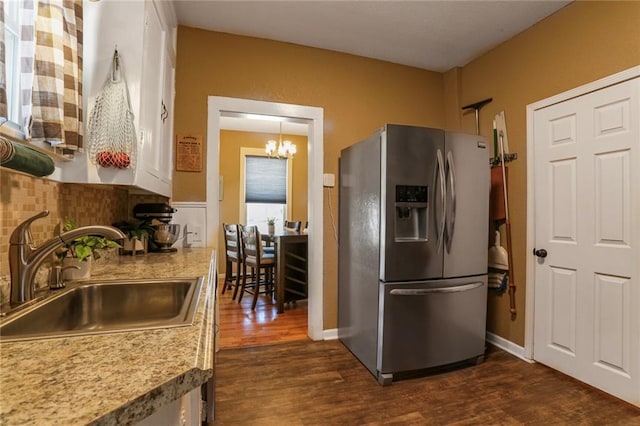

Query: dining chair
[239,224,276,310]
[222,223,243,299]
[283,220,301,232]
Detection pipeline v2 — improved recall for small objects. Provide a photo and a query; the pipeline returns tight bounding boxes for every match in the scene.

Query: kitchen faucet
[8,210,126,306]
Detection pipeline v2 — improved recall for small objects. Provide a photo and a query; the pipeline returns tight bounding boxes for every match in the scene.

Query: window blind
[245,155,287,204]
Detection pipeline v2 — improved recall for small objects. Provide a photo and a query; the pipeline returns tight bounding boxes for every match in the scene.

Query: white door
[533,77,640,405]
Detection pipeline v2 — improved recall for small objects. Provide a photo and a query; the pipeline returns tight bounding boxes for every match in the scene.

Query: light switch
[323,173,335,188]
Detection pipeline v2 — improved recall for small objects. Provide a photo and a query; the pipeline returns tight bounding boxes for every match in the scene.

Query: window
[1,1,83,151]
[240,148,292,234]
[2,1,21,124]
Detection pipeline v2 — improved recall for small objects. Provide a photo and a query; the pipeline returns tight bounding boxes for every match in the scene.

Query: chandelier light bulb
[265,140,278,156]
[265,123,296,159]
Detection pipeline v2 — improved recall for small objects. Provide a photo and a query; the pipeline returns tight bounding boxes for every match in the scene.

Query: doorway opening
[207,97,324,342]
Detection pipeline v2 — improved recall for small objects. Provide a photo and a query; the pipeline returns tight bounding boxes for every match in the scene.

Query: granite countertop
[0,248,216,425]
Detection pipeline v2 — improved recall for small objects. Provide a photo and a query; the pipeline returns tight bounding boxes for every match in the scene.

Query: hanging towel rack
[491,152,518,166]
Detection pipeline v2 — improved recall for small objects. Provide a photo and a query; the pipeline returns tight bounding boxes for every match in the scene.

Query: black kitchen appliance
[133,203,180,253]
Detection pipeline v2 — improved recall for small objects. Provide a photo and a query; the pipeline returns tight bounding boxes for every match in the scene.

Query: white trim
[171,201,207,208]
[207,96,324,341]
[323,328,339,341]
[525,65,640,361]
[486,332,534,363]
[528,66,640,112]
[171,201,208,248]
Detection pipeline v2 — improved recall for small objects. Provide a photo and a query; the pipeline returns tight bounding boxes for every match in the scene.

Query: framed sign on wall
[176,134,203,172]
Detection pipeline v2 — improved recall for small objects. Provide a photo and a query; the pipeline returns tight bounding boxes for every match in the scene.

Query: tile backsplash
[0,169,168,305]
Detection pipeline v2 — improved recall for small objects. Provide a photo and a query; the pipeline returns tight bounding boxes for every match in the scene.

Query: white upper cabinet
[159,39,176,185]
[72,0,177,197]
[138,0,175,192]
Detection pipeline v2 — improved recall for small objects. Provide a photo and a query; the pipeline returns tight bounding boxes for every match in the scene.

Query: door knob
[533,248,548,258]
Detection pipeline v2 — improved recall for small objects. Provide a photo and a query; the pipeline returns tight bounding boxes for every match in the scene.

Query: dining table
[261,230,308,313]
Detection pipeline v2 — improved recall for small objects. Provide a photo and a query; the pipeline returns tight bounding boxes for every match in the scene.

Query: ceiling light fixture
[265,122,296,159]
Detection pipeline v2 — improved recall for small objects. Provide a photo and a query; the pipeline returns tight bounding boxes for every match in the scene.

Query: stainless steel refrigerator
[338,124,490,385]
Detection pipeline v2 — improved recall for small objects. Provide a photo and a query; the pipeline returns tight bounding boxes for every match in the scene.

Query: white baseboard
[486,331,534,363]
[323,328,338,340]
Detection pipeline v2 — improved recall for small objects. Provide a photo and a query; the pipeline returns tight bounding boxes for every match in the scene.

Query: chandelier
[265,122,296,159]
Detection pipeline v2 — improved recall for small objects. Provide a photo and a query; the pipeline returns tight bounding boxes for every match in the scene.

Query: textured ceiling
[174,0,572,133]
[174,0,571,72]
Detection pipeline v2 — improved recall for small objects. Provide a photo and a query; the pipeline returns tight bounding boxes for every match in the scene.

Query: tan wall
[447,1,640,345]
[217,130,308,269]
[173,1,639,338]
[173,29,445,328]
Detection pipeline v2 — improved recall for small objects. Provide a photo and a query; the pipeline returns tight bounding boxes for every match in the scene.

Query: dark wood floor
[214,341,640,424]
[215,279,640,424]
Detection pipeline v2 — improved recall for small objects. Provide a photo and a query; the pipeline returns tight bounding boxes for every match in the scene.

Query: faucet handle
[49,264,80,290]
[10,210,50,245]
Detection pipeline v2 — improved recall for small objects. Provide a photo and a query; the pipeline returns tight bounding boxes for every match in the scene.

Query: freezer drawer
[377,276,487,377]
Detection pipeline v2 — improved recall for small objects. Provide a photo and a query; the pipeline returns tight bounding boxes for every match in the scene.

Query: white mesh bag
[86,50,137,169]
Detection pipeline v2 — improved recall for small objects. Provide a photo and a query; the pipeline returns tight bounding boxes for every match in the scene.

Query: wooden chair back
[238,224,275,310]
[223,223,241,260]
[239,225,261,263]
[283,220,301,232]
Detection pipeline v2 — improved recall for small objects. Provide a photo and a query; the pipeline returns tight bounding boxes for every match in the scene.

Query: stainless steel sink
[0,277,203,342]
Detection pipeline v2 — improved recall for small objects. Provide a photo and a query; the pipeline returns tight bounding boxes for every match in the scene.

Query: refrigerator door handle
[435,149,446,252]
[390,282,483,295]
[445,151,456,252]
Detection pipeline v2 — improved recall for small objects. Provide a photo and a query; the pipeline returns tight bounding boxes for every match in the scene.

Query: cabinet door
[138,1,165,180]
[136,387,202,425]
[158,42,175,184]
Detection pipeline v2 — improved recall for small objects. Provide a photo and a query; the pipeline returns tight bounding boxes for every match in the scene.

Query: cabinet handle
[161,101,168,123]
